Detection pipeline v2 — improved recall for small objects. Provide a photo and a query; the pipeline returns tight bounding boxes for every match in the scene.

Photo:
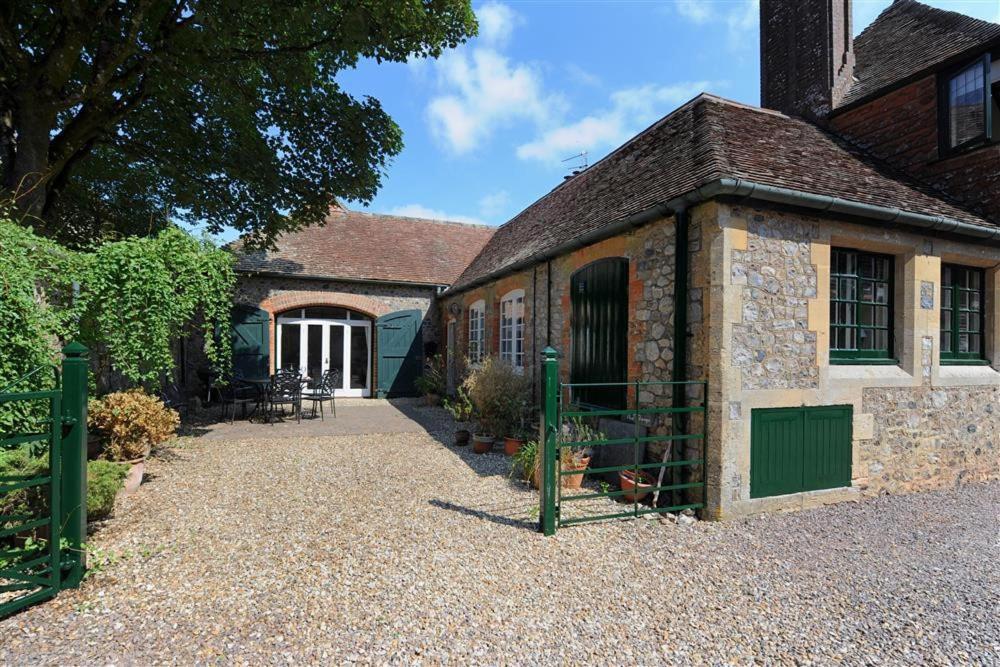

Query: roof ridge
[336,207,496,230]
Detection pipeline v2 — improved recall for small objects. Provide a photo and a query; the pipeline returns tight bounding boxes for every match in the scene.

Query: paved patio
[1,404,997,664]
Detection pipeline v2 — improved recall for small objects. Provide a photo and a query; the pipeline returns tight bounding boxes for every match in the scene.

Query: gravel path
[1,405,997,665]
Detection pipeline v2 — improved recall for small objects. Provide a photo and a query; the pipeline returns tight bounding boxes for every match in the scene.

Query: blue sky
[334,0,999,229]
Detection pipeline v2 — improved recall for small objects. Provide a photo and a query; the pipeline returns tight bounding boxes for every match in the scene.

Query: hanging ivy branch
[80,228,236,385]
[0,213,236,395]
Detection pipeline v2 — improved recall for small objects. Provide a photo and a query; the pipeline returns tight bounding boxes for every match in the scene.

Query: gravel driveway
[1,404,997,665]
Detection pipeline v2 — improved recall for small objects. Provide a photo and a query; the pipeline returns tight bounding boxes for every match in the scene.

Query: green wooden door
[231,305,270,379]
[376,309,422,397]
[750,405,852,498]
[570,258,629,409]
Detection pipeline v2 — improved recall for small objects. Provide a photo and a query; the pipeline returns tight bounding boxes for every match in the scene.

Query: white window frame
[468,299,486,364]
[499,289,525,371]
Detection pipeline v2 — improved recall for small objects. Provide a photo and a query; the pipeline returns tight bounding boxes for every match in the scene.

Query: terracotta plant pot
[454,429,470,446]
[472,434,493,454]
[123,458,146,494]
[561,456,591,490]
[619,469,654,503]
[503,436,525,456]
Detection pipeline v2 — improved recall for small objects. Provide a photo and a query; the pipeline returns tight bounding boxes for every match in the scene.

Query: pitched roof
[450,94,995,291]
[842,0,1000,107]
[234,208,495,286]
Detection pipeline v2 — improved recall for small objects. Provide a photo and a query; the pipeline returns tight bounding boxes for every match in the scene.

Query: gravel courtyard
[1,403,997,665]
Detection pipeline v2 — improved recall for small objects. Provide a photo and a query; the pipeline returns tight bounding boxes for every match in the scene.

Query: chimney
[760,0,855,119]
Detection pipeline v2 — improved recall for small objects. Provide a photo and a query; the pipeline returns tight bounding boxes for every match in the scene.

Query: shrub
[89,389,179,461]
[463,357,530,437]
[414,354,447,396]
[443,385,473,422]
[510,439,539,483]
[0,447,49,529]
[87,460,128,521]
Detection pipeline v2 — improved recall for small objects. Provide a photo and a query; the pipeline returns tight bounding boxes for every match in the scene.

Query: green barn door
[376,309,422,397]
[751,406,852,498]
[570,258,629,409]
[231,305,270,380]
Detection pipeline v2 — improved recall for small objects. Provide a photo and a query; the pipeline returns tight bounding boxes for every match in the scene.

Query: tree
[0,1,476,247]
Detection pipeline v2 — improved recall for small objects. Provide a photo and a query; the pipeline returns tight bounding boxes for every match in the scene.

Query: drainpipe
[668,208,691,507]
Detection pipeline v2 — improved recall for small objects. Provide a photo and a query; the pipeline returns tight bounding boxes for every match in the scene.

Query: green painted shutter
[231,305,270,379]
[376,309,422,397]
[570,258,628,409]
[751,406,852,498]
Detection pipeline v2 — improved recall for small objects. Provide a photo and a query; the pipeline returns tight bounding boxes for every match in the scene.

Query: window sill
[937,364,1000,387]
[940,358,992,366]
[828,363,911,385]
[830,358,899,366]
[933,139,998,164]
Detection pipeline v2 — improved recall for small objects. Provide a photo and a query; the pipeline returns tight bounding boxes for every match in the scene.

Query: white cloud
[387,204,486,225]
[424,3,564,154]
[517,81,714,164]
[669,0,759,49]
[476,2,520,47]
[564,63,602,88]
[478,190,510,219]
[673,0,713,24]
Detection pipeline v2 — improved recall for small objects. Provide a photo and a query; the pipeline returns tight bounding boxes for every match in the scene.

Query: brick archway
[259,291,391,320]
[258,291,391,381]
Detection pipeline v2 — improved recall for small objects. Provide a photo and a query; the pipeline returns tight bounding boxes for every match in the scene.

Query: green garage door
[231,304,270,380]
[751,405,852,498]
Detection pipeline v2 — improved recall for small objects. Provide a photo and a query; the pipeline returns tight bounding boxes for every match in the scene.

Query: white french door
[275,311,372,397]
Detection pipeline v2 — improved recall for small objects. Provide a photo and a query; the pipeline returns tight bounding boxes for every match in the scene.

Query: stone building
[227,206,493,397]
[436,0,1000,517]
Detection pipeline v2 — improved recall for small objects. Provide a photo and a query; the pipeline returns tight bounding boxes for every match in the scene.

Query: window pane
[860,304,873,326]
[280,324,300,371]
[874,329,889,351]
[859,329,873,350]
[969,334,981,354]
[948,61,986,148]
[959,333,970,353]
[861,281,874,302]
[875,306,889,328]
[329,326,344,379]
[874,283,889,304]
[350,326,368,389]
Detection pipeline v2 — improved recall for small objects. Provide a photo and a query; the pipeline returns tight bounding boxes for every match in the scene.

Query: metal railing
[1,343,89,618]
[539,347,707,535]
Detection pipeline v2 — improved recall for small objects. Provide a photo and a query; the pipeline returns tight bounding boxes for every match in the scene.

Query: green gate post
[60,342,89,588]
[540,348,559,536]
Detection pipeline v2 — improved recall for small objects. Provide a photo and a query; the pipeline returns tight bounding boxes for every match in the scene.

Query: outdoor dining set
[217,368,340,424]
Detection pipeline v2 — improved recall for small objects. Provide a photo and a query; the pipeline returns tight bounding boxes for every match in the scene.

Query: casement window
[467,300,485,364]
[940,54,998,154]
[941,265,987,364]
[499,289,525,370]
[830,248,894,363]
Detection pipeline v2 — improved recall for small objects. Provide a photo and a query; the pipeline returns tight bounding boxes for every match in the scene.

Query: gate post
[540,348,559,536]
[60,341,89,588]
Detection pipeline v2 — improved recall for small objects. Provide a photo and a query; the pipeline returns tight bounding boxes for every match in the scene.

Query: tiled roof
[842,0,1000,107]
[450,94,995,291]
[233,208,495,286]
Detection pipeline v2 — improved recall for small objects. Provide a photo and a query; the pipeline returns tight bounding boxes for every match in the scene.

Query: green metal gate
[1,343,89,618]
[750,405,852,498]
[539,348,708,534]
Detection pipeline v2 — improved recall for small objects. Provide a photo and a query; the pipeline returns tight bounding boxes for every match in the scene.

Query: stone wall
[730,213,819,391]
[859,384,1000,494]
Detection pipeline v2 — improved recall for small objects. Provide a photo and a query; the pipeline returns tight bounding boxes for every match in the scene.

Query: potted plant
[503,424,531,457]
[88,389,179,494]
[443,386,474,446]
[560,447,592,490]
[510,440,540,487]
[619,469,654,503]
[465,357,530,457]
[472,431,493,454]
[414,355,447,406]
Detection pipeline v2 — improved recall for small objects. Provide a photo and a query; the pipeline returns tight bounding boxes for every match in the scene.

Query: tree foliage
[0,1,477,246]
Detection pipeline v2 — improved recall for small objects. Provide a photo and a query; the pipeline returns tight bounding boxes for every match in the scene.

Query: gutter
[444,176,1000,296]
[237,269,450,291]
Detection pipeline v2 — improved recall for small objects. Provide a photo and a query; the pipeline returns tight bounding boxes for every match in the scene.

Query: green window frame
[940,264,987,364]
[830,248,895,364]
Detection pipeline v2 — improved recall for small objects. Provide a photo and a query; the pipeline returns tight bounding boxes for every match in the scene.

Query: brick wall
[830,75,1000,221]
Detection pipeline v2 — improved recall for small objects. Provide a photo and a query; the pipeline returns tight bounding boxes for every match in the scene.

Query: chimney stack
[760,0,855,119]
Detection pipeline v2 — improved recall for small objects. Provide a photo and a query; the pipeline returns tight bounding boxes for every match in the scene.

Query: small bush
[89,389,179,461]
[0,447,49,526]
[443,386,474,422]
[464,357,530,437]
[414,354,447,396]
[87,460,128,521]
[510,439,539,483]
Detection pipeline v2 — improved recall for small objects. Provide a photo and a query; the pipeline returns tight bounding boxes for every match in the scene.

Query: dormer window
[940,54,995,154]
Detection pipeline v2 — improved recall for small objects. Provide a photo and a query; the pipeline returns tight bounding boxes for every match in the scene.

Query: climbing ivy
[0,213,235,416]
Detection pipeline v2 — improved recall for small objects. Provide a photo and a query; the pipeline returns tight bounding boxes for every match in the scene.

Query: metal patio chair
[219,378,258,423]
[266,370,303,423]
[303,369,340,420]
